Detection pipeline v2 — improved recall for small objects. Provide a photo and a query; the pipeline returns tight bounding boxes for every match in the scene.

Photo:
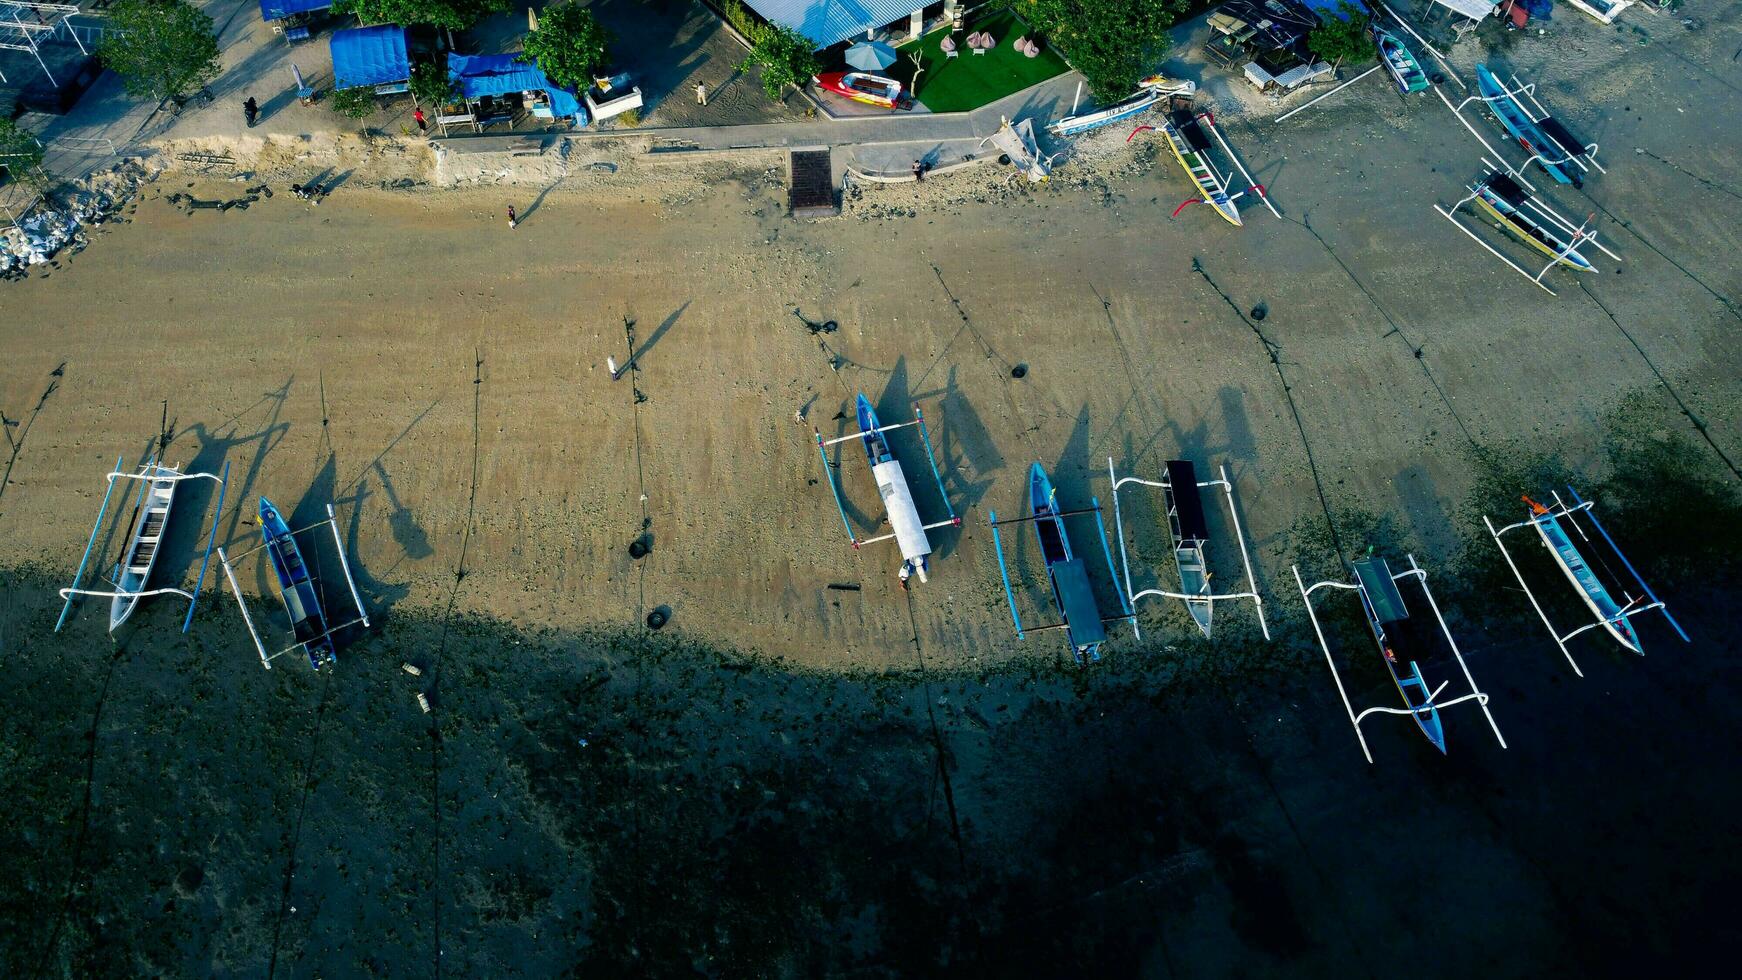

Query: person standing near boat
[507,205,517,229]
[695,82,708,106]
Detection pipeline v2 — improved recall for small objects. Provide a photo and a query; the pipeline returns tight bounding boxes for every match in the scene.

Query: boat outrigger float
[56,454,230,634]
[989,463,1135,665]
[814,394,960,585]
[1484,486,1689,677]
[1106,457,1268,640]
[1294,553,1506,763]
[218,500,370,670]
[1434,159,1619,295]
[1132,108,1278,225]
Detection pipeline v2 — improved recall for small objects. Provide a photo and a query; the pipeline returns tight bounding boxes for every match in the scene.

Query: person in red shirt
[413,107,427,134]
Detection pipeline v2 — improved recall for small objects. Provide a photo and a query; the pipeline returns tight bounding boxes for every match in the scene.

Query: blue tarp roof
[448,53,583,123]
[260,0,330,20]
[331,25,410,90]
[1298,0,1370,18]
[741,0,915,50]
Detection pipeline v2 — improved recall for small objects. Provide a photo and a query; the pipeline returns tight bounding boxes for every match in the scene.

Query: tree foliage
[0,118,50,191]
[332,0,507,32]
[1308,3,1375,65]
[409,59,457,109]
[738,23,820,101]
[522,1,614,90]
[329,86,379,120]
[1015,0,1187,98]
[97,0,222,103]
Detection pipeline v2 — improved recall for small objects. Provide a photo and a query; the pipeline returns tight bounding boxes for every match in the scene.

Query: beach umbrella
[844,40,898,71]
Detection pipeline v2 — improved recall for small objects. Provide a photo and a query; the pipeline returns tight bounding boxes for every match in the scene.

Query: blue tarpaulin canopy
[331,25,410,90]
[448,53,584,124]
[260,0,330,20]
[1298,0,1370,18]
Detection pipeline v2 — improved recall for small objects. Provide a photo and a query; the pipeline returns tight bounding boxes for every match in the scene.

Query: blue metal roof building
[740,0,921,50]
[330,25,410,91]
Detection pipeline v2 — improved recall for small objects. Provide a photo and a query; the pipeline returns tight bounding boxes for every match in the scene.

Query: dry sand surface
[1,6,1740,975]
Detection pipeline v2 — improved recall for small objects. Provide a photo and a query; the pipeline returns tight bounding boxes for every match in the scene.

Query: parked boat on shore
[813,71,904,109]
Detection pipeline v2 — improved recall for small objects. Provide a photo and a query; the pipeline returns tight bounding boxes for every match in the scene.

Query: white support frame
[1292,555,1506,764]
[813,413,960,550]
[1433,157,1618,296]
[1484,490,1677,677]
[1106,458,1269,641]
[1436,69,1602,180]
[1196,110,1282,219]
[217,503,371,670]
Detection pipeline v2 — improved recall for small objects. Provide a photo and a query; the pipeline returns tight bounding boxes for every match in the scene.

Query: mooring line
[931,265,1045,459]
[31,644,123,980]
[902,590,967,875]
[1287,215,1484,454]
[1087,280,1163,439]
[1575,191,1741,323]
[1575,281,1742,481]
[0,363,64,512]
[1635,148,1742,204]
[265,669,339,980]
[1192,259,1346,560]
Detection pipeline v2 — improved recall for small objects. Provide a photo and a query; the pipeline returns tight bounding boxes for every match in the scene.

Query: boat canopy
[330,25,410,91]
[1354,558,1409,623]
[1165,461,1210,542]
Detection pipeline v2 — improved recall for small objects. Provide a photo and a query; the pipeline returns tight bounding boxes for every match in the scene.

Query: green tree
[329,86,379,121]
[409,59,457,109]
[1016,0,1187,98]
[97,0,222,103]
[0,118,51,191]
[738,23,820,101]
[1308,3,1375,67]
[331,0,506,32]
[522,1,614,90]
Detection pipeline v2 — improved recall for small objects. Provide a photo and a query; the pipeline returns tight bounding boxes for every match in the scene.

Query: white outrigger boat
[1046,74,1196,138]
[1484,486,1689,676]
[56,454,229,634]
[1434,158,1619,295]
[1106,457,1268,639]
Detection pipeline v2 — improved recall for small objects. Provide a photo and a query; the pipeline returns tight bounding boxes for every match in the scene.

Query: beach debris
[402,663,423,676]
[825,583,862,591]
[417,692,432,713]
[792,309,837,334]
[2,158,164,274]
[628,536,651,559]
[1010,364,1028,379]
[646,607,670,630]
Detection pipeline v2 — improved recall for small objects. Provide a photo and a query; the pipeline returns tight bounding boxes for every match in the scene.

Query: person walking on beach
[413,107,427,134]
[507,205,518,229]
[243,96,259,128]
[695,81,708,106]
[911,159,924,182]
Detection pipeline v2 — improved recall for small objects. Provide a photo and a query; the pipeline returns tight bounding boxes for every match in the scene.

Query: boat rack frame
[813,405,959,552]
[55,454,230,634]
[217,503,370,670]
[988,499,1137,645]
[1293,555,1507,764]
[1433,157,1619,296]
[1485,485,1689,677]
[1106,458,1269,640]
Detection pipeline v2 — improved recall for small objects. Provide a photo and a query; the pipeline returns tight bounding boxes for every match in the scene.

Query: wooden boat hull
[1375,29,1428,94]
[1353,558,1446,753]
[1475,64,1577,185]
[1031,463,1107,663]
[1472,185,1595,272]
[1175,544,1212,636]
[260,497,336,669]
[1531,510,1642,653]
[814,71,901,109]
[1049,91,1159,137]
[110,464,179,630]
[1159,115,1242,226]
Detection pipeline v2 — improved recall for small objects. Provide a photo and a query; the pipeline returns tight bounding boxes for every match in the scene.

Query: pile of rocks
[2,155,164,276]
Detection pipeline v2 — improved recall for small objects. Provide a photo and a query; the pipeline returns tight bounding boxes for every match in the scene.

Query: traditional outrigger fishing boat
[1374,27,1428,94]
[1157,109,1243,226]
[56,454,229,635]
[218,499,371,670]
[1484,487,1689,676]
[813,394,959,586]
[1106,457,1268,640]
[1472,64,1600,186]
[1434,158,1619,295]
[989,463,1135,665]
[813,71,904,109]
[1294,553,1505,763]
[1047,75,1197,138]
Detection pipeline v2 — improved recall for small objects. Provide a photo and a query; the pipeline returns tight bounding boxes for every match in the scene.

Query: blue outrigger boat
[813,393,958,585]
[1523,495,1640,653]
[989,463,1134,665]
[260,497,337,670]
[1352,557,1446,754]
[1475,64,1594,186]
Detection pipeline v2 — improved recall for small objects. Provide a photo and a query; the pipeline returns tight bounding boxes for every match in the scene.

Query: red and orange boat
[813,71,904,109]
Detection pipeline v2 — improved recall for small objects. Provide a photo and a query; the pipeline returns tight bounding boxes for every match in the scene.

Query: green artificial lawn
[890,12,1070,113]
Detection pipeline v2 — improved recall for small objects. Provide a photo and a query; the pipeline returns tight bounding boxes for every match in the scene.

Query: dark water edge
[2,418,1738,977]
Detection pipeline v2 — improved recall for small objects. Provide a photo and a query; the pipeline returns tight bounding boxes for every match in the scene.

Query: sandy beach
[2,4,1740,974]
